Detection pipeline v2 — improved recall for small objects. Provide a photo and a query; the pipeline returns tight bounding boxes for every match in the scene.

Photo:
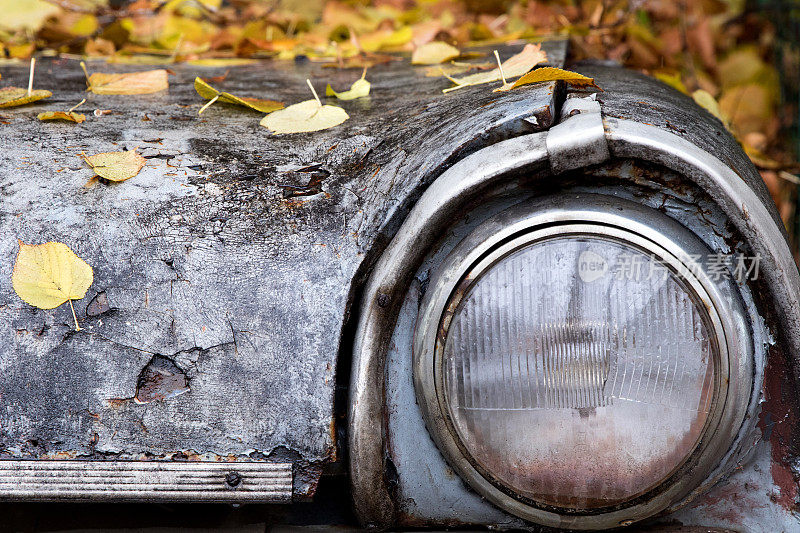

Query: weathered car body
[1,39,799,531]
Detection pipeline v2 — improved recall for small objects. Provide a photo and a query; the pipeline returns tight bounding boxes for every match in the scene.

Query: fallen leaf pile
[0,0,798,269]
[0,0,794,178]
[12,241,93,331]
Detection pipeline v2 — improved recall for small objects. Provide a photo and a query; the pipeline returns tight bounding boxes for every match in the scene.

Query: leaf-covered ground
[1,0,798,245]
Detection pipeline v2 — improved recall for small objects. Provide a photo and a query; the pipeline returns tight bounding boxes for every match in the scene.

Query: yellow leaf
[425,62,493,77]
[692,90,728,125]
[38,111,86,123]
[12,241,93,330]
[411,41,460,65]
[718,47,768,90]
[325,77,371,100]
[358,26,413,52]
[0,87,52,108]
[84,149,146,182]
[194,77,284,114]
[654,71,688,94]
[68,13,99,37]
[719,83,774,136]
[744,143,782,170]
[87,69,169,95]
[496,67,599,92]
[0,0,61,33]
[187,58,257,67]
[7,43,35,59]
[260,100,348,134]
[443,43,547,93]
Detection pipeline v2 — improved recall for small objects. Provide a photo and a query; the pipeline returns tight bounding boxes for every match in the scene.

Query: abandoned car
[1,39,799,531]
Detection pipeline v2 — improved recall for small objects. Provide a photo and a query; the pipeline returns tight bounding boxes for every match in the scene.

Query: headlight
[413,194,750,529]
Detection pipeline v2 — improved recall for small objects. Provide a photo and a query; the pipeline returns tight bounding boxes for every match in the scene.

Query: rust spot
[134,355,190,404]
[278,164,330,198]
[758,344,800,510]
[105,397,131,409]
[328,417,337,463]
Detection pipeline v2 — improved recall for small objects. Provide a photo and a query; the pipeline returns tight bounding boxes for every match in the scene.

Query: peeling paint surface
[0,41,565,488]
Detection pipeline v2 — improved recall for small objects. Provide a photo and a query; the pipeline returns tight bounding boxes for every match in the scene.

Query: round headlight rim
[412,195,751,530]
[433,226,728,514]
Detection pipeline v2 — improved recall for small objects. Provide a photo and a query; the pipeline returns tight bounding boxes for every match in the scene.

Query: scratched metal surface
[0,40,566,491]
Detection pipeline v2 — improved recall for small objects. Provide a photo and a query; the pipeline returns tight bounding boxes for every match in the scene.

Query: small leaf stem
[494,50,506,86]
[198,94,220,115]
[170,33,184,63]
[68,98,86,113]
[68,299,80,331]
[80,61,92,88]
[27,58,35,96]
[307,79,322,107]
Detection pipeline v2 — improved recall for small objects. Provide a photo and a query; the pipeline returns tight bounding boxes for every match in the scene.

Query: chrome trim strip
[604,118,800,357]
[546,104,609,173]
[348,133,551,526]
[0,461,292,502]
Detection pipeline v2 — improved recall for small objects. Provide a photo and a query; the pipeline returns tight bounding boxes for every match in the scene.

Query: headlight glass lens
[441,235,716,509]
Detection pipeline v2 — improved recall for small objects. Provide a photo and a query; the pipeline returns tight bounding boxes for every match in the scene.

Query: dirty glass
[442,236,716,509]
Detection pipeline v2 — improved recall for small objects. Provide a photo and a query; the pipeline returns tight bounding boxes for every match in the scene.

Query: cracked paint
[0,42,565,498]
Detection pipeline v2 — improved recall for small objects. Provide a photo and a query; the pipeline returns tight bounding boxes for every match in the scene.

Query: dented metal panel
[0,41,566,498]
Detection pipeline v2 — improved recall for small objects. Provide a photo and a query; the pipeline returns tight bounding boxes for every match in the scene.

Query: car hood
[0,42,565,494]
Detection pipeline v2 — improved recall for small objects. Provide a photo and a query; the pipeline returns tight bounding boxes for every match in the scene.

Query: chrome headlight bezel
[412,194,753,530]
